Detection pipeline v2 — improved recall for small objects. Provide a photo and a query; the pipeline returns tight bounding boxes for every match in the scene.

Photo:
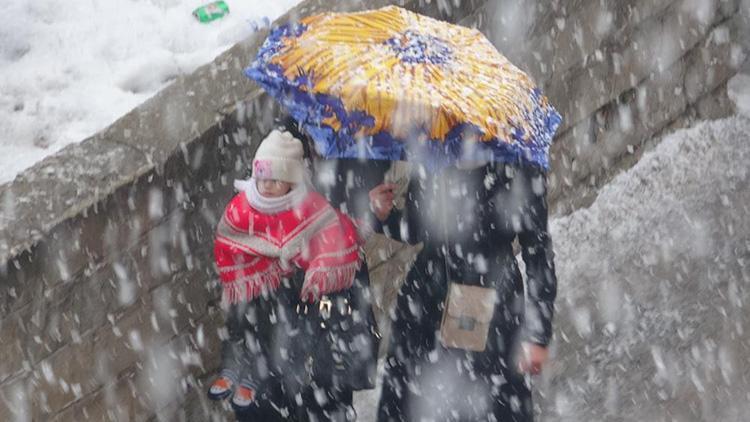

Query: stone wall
[460,0,745,213]
[0,0,746,420]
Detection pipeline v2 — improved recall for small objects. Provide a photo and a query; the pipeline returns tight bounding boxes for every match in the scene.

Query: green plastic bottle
[193,1,230,23]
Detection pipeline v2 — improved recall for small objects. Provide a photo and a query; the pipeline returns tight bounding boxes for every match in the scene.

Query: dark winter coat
[375,162,557,422]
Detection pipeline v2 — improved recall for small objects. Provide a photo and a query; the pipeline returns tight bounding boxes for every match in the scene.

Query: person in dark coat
[370,161,557,421]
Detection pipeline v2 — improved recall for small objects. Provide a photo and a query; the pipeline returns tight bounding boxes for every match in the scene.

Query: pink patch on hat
[253,160,273,178]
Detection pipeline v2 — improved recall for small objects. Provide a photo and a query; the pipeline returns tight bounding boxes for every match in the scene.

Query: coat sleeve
[515,166,558,347]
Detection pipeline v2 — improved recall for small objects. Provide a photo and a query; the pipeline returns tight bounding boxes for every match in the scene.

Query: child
[208,130,366,416]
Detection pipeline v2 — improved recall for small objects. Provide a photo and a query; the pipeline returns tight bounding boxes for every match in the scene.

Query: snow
[728,73,750,118]
[546,113,750,419]
[0,0,302,185]
[551,115,749,278]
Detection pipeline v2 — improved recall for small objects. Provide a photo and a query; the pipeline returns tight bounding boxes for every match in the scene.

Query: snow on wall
[728,73,750,117]
[0,0,301,185]
[543,113,750,420]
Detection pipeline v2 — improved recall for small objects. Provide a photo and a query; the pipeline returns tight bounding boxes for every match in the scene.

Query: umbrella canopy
[246,5,561,170]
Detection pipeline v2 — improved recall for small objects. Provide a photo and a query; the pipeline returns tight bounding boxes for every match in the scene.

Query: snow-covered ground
[0,0,302,185]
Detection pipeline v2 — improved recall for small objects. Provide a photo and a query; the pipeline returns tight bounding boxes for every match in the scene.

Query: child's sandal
[231,382,257,410]
[207,371,237,401]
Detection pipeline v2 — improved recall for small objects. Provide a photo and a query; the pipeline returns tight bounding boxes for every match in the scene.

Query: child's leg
[221,303,247,380]
[208,303,245,400]
[231,303,267,410]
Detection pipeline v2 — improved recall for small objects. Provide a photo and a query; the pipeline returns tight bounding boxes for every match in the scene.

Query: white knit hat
[252,130,304,183]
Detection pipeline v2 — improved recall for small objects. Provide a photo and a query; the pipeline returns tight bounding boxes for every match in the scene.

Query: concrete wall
[0,0,746,420]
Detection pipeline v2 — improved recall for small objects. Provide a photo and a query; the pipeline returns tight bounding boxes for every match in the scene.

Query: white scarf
[234,177,310,214]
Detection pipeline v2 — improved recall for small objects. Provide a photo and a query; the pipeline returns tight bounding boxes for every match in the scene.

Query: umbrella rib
[347,14,402,38]
[422,64,465,139]
[342,55,401,125]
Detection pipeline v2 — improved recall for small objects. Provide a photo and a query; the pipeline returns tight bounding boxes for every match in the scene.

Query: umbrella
[245,5,561,170]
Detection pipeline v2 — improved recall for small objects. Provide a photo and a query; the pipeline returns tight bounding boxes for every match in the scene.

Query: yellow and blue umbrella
[246,6,561,170]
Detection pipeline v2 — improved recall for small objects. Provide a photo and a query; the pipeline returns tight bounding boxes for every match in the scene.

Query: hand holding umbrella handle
[369,183,398,222]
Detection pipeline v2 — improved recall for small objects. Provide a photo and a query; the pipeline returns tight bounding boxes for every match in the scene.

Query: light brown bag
[439,283,497,352]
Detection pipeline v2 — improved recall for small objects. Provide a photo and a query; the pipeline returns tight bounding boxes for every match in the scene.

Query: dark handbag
[308,268,381,391]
